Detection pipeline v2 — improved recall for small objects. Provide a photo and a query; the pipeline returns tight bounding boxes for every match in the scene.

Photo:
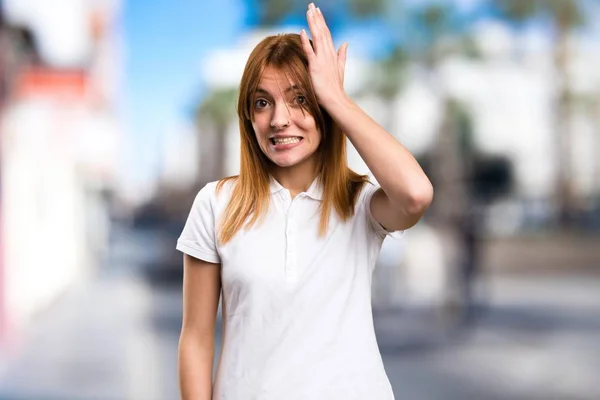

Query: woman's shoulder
[359,179,378,198]
[193,176,238,206]
[352,175,378,206]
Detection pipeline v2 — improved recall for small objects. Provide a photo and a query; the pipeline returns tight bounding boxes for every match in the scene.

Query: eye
[293,95,307,106]
[254,99,269,109]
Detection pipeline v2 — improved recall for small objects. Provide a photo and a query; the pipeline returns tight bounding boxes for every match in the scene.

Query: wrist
[320,91,354,114]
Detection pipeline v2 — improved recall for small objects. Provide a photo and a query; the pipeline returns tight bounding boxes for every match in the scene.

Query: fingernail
[317,7,321,14]
[309,2,315,8]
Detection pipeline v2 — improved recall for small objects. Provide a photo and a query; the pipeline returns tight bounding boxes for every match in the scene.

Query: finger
[306,7,321,50]
[300,29,315,61]
[315,7,334,49]
[314,8,327,37]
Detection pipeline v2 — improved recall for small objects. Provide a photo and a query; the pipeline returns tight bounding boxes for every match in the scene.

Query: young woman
[177,3,433,399]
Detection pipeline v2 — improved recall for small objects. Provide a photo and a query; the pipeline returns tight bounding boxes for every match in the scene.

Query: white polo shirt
[176,176,403,400]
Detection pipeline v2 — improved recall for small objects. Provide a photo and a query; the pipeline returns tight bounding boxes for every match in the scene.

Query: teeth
[273,137,301,145]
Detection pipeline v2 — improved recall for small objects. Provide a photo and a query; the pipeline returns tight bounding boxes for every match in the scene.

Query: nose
[270,102,291,130]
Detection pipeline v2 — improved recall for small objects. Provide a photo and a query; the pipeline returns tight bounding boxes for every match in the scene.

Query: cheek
[250,123,261,145]
[251,118,268,139]
[251,120,272,155]
[251,122,259,137]
[296,112,318,134]
[306,121,321,143]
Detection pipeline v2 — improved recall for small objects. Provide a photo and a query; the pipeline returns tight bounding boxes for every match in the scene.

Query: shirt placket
[284,194,299,283]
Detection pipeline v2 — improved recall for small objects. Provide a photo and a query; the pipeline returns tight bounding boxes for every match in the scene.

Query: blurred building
[160,121,199,191]
[441,21,600,233]
[0,0,123,350]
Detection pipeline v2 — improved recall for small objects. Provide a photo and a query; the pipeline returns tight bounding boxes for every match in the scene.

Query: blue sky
[122,0,246,187]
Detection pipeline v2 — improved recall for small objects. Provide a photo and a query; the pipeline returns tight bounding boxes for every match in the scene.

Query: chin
[269,153,314,169]
[271,158,301,168]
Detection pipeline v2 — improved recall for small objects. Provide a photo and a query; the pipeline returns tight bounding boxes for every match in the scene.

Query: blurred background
[0,0,598,399]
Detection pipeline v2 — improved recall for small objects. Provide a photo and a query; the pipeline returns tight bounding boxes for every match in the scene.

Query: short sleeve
[361,182,405,240]
[176,183,221,263]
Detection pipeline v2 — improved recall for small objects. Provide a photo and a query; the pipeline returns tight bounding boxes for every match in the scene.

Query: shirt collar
[269,175,323,201]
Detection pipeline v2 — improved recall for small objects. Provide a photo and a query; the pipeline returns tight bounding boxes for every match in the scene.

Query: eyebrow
[255,84,301,95]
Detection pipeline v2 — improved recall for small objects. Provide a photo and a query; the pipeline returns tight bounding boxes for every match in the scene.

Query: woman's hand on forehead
[300,3,348,108]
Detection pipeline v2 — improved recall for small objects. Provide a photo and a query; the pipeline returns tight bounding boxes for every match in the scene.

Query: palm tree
[407,4,491,322]
[410,3,483,225]
[195,87,238,185]
[493,0,586,227]
[255,0,387,28]
[547,0,585,226]
[358,44,409,136]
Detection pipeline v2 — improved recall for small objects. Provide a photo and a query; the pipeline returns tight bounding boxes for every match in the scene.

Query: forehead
[256,66,296,91]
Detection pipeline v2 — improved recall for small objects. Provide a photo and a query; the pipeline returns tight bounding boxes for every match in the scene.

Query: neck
[270,160,318,198]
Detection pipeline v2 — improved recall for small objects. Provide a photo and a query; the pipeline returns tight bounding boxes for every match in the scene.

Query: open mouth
[270,137,303,145]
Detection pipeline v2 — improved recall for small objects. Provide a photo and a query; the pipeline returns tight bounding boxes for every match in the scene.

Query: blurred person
[176,3,432,399]
[415,100,503,328]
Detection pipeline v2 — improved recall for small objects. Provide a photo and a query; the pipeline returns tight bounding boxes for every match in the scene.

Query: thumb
[338,42,348,83]
[337,42,348,65]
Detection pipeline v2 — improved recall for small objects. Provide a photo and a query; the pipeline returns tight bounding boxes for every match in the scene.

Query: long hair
[216,33,369,244]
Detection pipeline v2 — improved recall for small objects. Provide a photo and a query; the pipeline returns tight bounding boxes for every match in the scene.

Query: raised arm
[300,3,433,231]
[178,254,221,400]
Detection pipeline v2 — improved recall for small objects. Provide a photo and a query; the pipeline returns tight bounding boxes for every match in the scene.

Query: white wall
[1,100,88,339]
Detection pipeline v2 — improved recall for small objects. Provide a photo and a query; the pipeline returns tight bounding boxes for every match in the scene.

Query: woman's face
[251,66,321,170]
